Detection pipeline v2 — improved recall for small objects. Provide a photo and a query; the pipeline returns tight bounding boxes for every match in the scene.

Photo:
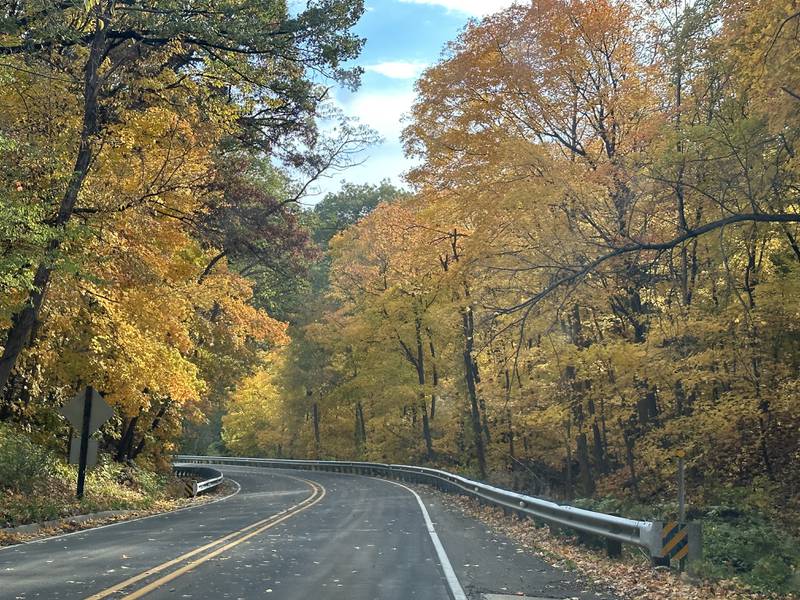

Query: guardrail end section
[647,521,668,565]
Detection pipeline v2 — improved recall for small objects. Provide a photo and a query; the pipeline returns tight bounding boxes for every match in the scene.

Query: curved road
[0,465,617,600]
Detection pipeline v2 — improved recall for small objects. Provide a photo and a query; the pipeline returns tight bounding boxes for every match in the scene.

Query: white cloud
[337,89,417,141]
[364,61,428,79]
[398,0,518,17]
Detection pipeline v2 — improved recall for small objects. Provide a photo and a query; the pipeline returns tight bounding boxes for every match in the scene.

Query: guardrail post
[606,539,622,558]
[183,479,197,497]
[687,522,703,573]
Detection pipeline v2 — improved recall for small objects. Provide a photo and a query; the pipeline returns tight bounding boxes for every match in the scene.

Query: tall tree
[0,0,365,394]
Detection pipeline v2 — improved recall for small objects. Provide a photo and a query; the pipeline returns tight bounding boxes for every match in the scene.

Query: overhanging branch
[497,212,800,316]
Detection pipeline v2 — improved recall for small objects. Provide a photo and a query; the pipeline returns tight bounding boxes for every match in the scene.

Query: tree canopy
[222,3,800,557]
[0,0,367,464]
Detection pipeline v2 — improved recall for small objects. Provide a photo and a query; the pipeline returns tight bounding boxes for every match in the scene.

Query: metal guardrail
[172,464,224,497]
[174,455,700,564]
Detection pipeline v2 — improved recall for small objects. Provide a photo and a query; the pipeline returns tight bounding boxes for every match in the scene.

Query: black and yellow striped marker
[183,480,196,498]
[661,520,689,561]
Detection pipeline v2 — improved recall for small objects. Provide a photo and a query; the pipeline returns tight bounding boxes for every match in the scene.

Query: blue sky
[306,0,516,201]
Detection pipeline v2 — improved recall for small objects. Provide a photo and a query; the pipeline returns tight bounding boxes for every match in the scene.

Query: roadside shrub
[573,494,800,594]
[698,508,800,594]
[0,427,179,528]
[0,424,55,492]
[127,464,166,497]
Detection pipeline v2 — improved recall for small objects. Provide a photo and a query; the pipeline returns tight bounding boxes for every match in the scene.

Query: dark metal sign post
[76,387,93,499]
[677,456,686,522]
[59,386,113,499]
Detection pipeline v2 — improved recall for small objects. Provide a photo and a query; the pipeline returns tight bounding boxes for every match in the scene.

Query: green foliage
[312,180,407,247]
[0,424,55,493]
[0,136,52,299]
[575,494,800,594]
[0,426,177,527]
[698,509,800,594]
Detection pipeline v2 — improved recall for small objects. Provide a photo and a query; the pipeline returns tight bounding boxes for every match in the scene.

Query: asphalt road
[0,465,618,600]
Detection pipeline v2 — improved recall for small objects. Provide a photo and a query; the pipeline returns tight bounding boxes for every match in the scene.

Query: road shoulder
[0,479,239,548]
[416,485,620,600]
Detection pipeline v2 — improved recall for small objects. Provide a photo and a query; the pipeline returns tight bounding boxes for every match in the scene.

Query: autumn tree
[0,0,365,394]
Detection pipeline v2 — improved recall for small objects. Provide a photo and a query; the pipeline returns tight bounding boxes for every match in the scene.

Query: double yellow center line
[86,477,325,600]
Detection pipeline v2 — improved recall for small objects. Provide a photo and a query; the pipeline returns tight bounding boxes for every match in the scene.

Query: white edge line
[382,478,468,600]
[0,479,242,552]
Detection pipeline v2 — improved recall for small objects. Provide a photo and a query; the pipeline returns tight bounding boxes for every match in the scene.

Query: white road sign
[69,437,98,467]
[59,388,114,434]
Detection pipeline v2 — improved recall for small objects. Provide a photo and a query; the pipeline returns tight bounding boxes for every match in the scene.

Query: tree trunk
[0,8,110,395]
[576,432,594,496]
[427,333,439,420]
[674,62,694,307]
[636,381,658,426]
[620,420,641,501]
[674,380,686,416]
[355,401,367,450]
[591,420,605,474]
[506,406,516,461]
[462,306,486,478]
[479,395,491,444]
[599,395,609,464]
[564,417,573,500]
[312,401,320,458]
[354,405,361,454]
[504,369,516,482]
[456,400,467,456]
[116,416,139,462]
[414,317,433,461]
[420,402,433,462]
[751,353,775,480]
[131,401,170,460]
[588,399,606,473]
